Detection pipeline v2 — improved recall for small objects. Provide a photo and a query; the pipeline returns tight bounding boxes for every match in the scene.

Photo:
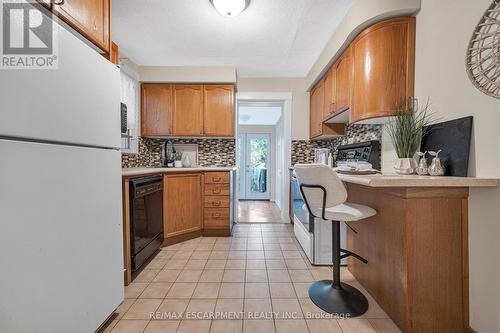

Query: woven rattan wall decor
[466,0,500,99]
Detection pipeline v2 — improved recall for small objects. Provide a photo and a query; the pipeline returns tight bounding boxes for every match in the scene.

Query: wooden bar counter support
[345,183,470,333]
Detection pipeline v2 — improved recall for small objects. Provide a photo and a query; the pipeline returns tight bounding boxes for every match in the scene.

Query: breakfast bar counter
[337,173,498,188]
[336,174,498,333]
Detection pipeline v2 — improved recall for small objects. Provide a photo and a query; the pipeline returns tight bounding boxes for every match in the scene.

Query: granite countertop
[336,173,498,188]
[122,166,237,178]
[289,166,498,188]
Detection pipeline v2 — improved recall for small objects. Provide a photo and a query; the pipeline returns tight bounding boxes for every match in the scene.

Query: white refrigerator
[0,8,124,333]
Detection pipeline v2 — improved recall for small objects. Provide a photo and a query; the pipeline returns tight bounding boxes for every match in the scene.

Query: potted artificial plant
[174,152,183,168]
[386,102,434,175]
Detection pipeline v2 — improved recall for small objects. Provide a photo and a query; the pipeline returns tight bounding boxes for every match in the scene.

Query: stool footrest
[340,248,368,264]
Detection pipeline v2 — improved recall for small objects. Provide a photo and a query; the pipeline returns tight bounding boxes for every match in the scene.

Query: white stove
[291,140,380,265]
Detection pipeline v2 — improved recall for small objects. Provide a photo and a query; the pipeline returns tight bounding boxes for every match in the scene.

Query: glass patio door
[237,133,271,200]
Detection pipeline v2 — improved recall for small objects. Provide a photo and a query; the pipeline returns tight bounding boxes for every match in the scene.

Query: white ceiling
[112,0,352,77]
[239,105,282,125]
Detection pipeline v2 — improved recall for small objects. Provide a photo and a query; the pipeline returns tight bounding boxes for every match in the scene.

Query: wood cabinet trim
[110,41,119,65]
[122,180,132,286]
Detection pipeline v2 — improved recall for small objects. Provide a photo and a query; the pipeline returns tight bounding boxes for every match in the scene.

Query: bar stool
[294,164,376,317]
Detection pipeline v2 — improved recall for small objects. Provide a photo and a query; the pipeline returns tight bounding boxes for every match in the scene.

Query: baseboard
[162,230,203,246]
[203,228,231,236]
[466,326,477,333]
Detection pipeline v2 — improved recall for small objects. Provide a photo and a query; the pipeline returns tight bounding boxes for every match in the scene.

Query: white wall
[237,78,309,140]
[140,66,237,83]
[383,1,499,331]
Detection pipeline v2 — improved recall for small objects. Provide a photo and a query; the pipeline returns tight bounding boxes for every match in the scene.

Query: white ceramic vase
[394,158,417,175]
[174,160,183,168]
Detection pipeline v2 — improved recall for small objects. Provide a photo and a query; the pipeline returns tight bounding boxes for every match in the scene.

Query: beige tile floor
[238,201,286,223]
[105,224,402,333]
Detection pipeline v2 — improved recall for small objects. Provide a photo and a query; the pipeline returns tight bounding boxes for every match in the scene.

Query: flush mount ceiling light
[210,0,251,17]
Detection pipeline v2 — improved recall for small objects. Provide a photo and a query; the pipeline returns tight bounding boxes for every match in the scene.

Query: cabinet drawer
[204,208,230,227]
[204,196,230,208]
[204,172,230,184]
[204,184,230,196]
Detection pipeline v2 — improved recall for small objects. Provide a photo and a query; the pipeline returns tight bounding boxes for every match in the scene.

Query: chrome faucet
[162,139,176,167]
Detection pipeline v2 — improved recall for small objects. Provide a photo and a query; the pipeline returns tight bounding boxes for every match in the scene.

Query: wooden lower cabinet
[203,171,235,236]
[204,208,230,228]
[204,183,230,196]
[162,170,234,241]
[163,173,203,239]
[346,184,469,333]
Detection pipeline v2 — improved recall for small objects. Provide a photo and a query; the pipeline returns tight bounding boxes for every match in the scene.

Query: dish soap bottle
[328,153,333,167]
[428,150,445,176]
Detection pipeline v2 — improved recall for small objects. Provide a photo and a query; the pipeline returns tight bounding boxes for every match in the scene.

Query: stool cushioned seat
[317,203,376,222]
[302,203,376,222]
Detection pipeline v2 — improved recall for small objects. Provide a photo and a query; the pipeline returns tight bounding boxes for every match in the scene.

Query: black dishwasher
[130,175,164,271]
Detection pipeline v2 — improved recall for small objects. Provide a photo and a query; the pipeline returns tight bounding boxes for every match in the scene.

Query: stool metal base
[309,280,368,317]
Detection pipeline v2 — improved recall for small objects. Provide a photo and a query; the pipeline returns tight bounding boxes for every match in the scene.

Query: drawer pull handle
[212,201,221,206]
[212,213,221,218]
[212,177,221,182]
[212,188,221,194]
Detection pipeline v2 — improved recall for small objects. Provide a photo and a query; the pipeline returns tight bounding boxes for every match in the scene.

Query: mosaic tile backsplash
[123,124,380,168]
[122,138,236,168]
[291,124,382,165]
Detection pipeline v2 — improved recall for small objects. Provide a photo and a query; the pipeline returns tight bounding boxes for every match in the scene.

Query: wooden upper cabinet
[173,85,204,136]
[141,83,236,138]
[52,0,111,53]
[335,47,354,114]
[351,17,416,123]
[309,80,324,138]
[141,84,173,137]
[163,173,202,238]
[323,67,336,119]
[203,85,235,137]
